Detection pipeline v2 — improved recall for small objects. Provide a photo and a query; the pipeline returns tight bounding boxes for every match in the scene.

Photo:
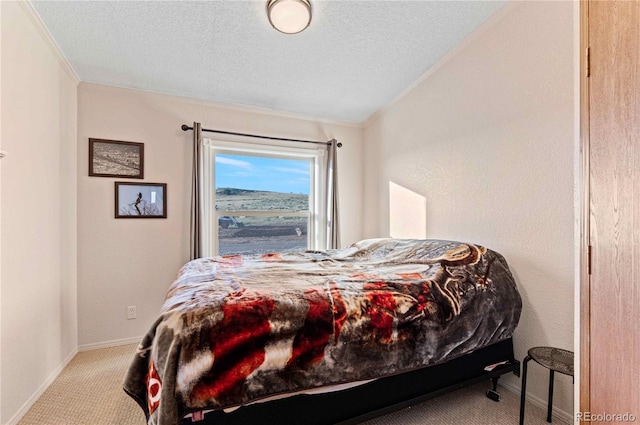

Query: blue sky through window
[215,154,311,195]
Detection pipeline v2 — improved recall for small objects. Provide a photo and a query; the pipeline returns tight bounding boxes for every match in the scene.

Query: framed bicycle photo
[115,182,166,218]
[90,138,144,179]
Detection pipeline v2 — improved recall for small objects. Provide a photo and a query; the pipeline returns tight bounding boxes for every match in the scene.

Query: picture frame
[115,182,167,218]
[89,138,144,179]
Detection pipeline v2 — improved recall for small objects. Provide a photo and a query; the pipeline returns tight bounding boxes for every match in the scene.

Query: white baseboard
[4,348,78,425]
[501,381,573,424]
[3,338,142,425]
[78,335,142,352]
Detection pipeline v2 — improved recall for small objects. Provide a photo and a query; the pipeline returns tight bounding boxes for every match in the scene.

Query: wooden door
[585,0,640,417]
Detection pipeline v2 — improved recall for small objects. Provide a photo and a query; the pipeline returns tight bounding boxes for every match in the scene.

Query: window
[202,139,325,256]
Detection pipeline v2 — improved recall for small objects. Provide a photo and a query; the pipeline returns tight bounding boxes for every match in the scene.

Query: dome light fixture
[267,0,312,34]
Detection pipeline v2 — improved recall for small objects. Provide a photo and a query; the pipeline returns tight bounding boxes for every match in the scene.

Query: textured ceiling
[32,1,506,123]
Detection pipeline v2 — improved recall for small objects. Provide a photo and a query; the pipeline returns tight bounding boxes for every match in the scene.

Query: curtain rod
[181,125,342,148]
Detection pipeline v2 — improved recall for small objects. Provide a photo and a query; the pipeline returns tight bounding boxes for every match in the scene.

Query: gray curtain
[326,139,340,249]
[190,122,203,260]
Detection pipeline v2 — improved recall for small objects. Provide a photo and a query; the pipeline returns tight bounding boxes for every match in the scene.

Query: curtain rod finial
[181,124,191,131]
[337,142,343,148]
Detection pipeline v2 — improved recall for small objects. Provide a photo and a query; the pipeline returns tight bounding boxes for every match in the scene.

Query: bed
[124,238,522,425]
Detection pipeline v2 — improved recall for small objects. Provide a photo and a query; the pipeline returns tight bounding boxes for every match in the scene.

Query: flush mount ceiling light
[267,0,312,34]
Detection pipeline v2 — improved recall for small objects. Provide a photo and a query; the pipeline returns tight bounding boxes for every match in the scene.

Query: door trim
[579,0,590,419]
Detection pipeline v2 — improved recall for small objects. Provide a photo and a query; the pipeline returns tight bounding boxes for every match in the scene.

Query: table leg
[491,376,499,392]
[547,369,555,423]
[519,355,532,425]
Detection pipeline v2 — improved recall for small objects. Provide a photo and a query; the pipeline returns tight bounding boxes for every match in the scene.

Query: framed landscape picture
[115,182,167,218]
[89,138,144,178]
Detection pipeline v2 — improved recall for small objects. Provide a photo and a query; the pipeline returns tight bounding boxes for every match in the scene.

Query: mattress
[124,238,522,425]
[182,379,373,419]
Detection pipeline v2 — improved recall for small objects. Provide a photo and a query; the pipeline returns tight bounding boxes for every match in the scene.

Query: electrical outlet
[127,305,137,320]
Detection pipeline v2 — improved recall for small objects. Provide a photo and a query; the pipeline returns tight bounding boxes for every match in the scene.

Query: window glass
[218,215,308,256]
[215,154,310,212]
[213,152,314,255]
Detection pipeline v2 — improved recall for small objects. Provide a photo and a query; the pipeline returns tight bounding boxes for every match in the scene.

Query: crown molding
[18,1,80,85]
[363,1,519,128]
[81,82,365,129]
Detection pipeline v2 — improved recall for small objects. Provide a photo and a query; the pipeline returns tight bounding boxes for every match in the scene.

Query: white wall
[77,83,364,347]
[363,1,574,419]
[0,2,78,423]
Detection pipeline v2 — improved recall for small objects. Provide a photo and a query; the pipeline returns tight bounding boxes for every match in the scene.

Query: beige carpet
[17,344,563,425]
[17,344,146,425]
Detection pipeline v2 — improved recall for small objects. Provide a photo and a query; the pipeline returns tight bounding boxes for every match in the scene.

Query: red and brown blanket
[124,238,522,425]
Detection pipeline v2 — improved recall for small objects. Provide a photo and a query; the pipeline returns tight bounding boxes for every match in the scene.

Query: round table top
[528,346,574,376]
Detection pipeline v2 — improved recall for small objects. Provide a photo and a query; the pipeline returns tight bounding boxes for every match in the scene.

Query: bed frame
[181,338,518,425]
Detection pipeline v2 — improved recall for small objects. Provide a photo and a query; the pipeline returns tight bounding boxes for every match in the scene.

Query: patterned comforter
[124,238,522,425]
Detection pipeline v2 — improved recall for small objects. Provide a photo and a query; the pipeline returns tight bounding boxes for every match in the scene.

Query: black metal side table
[519,346,574,425]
